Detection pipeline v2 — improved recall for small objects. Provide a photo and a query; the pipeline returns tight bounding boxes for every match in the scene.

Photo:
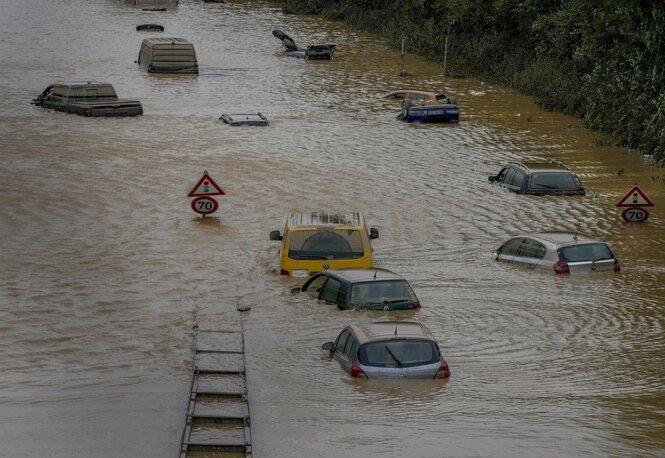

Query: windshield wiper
[384,346,403,367]
[383,297,409,304]
[293,254,328,260]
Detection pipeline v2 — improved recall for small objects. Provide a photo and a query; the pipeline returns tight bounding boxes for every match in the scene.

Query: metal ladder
[179,325,252,457]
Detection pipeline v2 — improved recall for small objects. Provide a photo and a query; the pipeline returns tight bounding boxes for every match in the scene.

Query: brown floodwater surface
[0,1,664,457]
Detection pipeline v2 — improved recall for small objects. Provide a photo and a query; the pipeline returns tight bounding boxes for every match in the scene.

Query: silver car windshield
[359,340,439,368]
[559,243,614,262]
[288,229,364,260]
[350,280,417,307]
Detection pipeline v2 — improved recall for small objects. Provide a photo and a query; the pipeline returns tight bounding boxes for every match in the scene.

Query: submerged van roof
[288,211,362,228]
[142,37,193,46]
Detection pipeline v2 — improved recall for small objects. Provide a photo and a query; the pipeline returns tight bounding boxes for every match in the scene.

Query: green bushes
[285,0,665,164]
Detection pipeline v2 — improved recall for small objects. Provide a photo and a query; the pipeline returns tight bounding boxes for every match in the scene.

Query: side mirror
[321,342,334,351]
[488,175,498,182]
[490,251,499,260]
[290,287,301,294]
[270,230,282,241]
[369,227,379,239]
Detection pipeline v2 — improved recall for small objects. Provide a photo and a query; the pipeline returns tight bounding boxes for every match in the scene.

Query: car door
[301,274,328,298]
[333,329,353,374]
[512,238,546,269]
[494,238,523,262]
[319,277,342,306]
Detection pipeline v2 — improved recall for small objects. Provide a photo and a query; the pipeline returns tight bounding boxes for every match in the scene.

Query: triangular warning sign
[616,185,654,207]
[188,172,225,197]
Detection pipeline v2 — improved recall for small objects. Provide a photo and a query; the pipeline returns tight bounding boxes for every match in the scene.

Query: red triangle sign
[616,185,654,207]
[188,172,225,197]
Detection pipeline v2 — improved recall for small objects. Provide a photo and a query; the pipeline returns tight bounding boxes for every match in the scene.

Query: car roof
[515,232,607,247]
[321,268,404,283]
[288,211,363,228]
[142,37,192,45]
[350,320,434,343]
[508,161,572,173]
[382,89,436,98]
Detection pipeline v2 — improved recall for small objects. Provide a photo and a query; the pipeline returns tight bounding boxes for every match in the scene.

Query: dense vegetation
[284,0,665,164]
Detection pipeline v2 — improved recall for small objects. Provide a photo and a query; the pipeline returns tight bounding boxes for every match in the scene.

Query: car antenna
[394,319,399,336]
[573,221,580,241]
[373,269,377,279]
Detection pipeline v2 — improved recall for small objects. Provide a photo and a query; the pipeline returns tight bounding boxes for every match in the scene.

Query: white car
[492,232,620,274]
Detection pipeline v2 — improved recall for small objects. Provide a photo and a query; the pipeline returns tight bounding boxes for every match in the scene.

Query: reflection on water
[0,0,663,457]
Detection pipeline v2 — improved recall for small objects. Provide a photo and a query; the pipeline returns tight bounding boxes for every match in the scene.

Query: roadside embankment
[284,0,665,165]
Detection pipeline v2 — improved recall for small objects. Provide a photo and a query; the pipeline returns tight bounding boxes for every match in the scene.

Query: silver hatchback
[322,320,450,380]
[492,232,620,274]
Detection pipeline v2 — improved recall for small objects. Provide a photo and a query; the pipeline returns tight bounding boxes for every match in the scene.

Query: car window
[408,93,430,102]
[558,243,614,262]
[386,93,405,100]
[517,239,546,259]
[342,335,356,359]
[498,238,523,256]
[303,275,327,293]
[529,172,580,191]
[288,229,364,260]
[359,340,439,368]
[503,168,516,186]
[350,280,417,307]
[511,170,526,188]
[321,278,342,303]
[496,168,508,183]
[334,329,351,353]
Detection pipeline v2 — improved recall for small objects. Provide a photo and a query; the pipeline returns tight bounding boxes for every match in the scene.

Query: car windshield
[350,280,417,308]
[529,172,579,190]
[288,229,364,260]
[559,243,614,262]
[359,340,439,368]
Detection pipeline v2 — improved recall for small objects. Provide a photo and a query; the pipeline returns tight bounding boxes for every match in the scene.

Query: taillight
[553,260,570,274]
[350,365,367,379]
[614,258,621,272]
[83,108,92,117]
[435,361,450,379]
[280,269,289,276]
[412,303,421,309]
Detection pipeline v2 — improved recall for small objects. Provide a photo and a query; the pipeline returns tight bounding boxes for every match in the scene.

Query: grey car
[322,320,450,380]
[492,232,620,274]
[488,161,585,195]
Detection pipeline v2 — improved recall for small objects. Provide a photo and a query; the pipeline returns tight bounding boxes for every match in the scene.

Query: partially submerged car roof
[323,268,404,283]
[511,161,572,172]
[288,211,363,228]
[521,232,603,246]
[351,320,434,344]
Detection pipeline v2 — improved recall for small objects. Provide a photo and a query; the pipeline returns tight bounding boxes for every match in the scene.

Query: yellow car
[270,212,379,277]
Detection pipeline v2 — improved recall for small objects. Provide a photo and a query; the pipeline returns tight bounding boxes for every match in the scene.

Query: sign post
[188,171,225,216]
[615,184,654,223]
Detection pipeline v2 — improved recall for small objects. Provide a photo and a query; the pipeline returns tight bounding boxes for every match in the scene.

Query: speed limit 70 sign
[621,207,649,222]
[191,196,219,215]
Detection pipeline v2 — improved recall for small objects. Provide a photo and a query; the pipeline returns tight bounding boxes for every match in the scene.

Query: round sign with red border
[621,207,649,222]
[191,196,219,215]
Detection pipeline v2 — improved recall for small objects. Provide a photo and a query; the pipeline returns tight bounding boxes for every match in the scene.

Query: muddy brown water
[1,1,664,457]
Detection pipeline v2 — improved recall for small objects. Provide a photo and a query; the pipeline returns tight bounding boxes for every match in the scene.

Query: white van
[137,38,198,74]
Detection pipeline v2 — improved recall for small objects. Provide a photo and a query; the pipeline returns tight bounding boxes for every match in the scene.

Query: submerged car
[219,113,270,126]
[488,161,585,195]
[384,90,459,124]
[295,268,420,311]
[492,232,620,274]
[32,82,143,117]
[272,29,336,60]
[270,212,379,277]
[321,320,450,380]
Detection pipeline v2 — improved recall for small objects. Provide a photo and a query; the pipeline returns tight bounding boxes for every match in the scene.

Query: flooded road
[1,1,664,456]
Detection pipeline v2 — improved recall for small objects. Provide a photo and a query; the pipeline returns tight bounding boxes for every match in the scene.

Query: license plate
[292,270,308,278]
[427,110,444,115]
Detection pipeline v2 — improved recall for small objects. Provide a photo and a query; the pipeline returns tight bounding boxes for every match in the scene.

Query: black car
[295,268,421,311]
[488,161,585,195]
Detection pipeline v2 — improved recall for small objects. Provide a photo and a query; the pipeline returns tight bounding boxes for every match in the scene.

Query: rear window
[288,229,364,260]
[350,280,417,309]
[529,172,580,191]
[359,340,439,368]
[558,243,614,262]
